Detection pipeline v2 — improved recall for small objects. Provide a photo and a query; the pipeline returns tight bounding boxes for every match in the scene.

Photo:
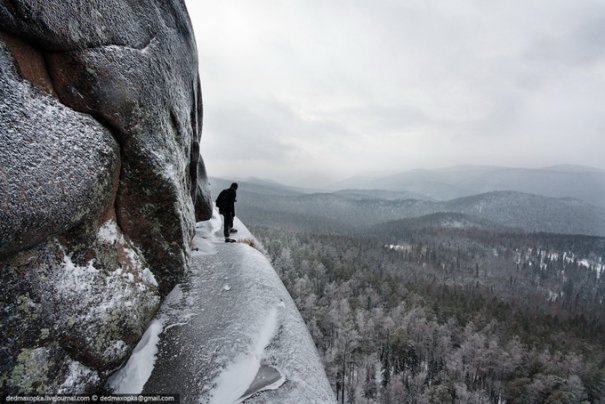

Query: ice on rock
[142,268,159,287]
[239,365,286,402]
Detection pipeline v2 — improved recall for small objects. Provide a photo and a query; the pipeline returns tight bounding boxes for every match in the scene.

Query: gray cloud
[187,0,605,185]
[204,102,296,161]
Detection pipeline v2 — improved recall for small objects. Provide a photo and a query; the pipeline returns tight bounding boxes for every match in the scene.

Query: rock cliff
[0,0,212,394]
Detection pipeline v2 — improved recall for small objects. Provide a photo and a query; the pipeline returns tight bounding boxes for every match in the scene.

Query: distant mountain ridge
[210,177,305,197]
[211,178,605,237]
[333,188,434,201]
[333,165,605,207]
[442,191,605,236]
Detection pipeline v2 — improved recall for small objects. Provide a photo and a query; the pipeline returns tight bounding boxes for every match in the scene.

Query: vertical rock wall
[0,0,212,394]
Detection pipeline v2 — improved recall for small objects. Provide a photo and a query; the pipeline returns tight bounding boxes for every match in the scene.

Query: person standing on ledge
[216,182,238,243]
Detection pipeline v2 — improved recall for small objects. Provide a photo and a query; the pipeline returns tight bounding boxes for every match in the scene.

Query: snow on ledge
[106,317,164,393]
[107,210,334,402]
[209,308,280,404]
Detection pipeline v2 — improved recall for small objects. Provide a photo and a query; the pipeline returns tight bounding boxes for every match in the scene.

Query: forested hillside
[254,226,605,403]
[209,177,605,402]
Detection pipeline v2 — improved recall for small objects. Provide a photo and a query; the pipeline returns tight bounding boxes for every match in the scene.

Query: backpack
[215,189,228,211]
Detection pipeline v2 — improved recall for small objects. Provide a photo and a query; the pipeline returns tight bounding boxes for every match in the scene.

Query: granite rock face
[0,0,211,394]
[0,0,210,293]
[195,159,214,222]
[0,42,119,258]
[0,228,160,394]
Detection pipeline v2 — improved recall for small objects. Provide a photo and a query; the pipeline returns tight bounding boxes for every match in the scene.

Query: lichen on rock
[51,229,160,369]
[0,225,160,393]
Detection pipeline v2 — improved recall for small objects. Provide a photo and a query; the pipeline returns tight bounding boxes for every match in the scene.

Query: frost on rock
[0,40,119,258]
[0,218,163,394]
[97,220,125,245]
[141,268,159,287]
[57,360,100,394]
[47,222,161,369]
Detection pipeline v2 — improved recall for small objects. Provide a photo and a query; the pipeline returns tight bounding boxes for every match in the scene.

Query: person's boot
[230,228,238,233]
[225,238,237,243]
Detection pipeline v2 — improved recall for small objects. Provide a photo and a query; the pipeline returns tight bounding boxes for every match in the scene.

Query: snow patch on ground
[107,318,165,393]
[107,283,187,393]
[515,248,604,279]
[196,208,223,238]
[547,290,559,302]
[193,236,218,256]
[195,208,267,255]
[209,308,280,404]
[386,244,412,253]
[578,258,604,278]
[442,220,466,228]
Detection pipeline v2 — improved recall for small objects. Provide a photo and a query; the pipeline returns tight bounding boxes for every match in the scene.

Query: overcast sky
[185,0,605,186]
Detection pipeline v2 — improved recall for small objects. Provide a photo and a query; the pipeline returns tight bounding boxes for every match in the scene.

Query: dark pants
[222,212,234,238]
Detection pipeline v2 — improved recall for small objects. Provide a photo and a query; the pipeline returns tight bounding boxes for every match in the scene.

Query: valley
[212,176,605,403]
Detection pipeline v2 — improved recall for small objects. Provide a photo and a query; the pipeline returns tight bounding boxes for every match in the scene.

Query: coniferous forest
[247,212,605,403]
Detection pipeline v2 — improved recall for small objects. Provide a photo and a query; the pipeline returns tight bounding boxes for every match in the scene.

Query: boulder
[0,226,160,394]
[0,0,211,294]
[0,41,119,258]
